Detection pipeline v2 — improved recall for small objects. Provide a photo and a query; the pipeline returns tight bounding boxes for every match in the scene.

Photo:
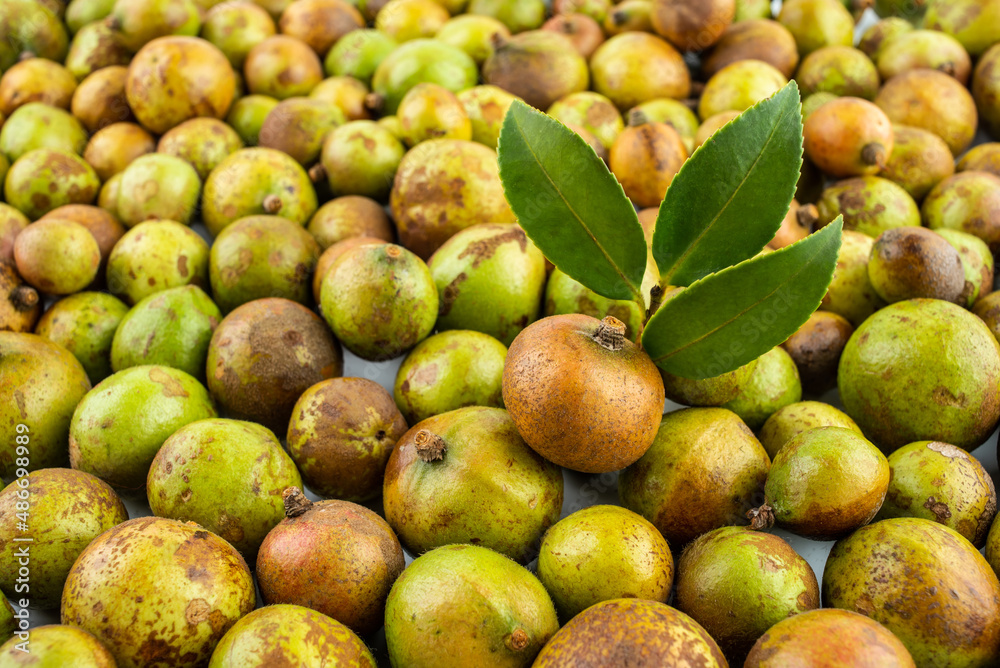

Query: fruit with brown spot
[307,196,393,250]
[941,228,994,309]
[819,230,886,326]
[310,76,372,121]
[797,46,880,99]
[0,58,76,116]
[758,401,861,459]
[661,359,759,407]
[959,143,1000,177]
[483,31,588,111]
[200,1,276,69]
[867,226,966,304]
[36,292,128,384]
[71,67,133,134]
[312,236,388,303]
[83,123,156,183]
[0,0,68,70]
[65,20,132,81]
[14,219,100,295]
[875,68,978,156]
[817,176,920,238]
[923,0,1000,58]
[280,0,363,57]
[0,263,40,333]
[881,124,955,201]
[258,97,345,167]
[975,44,1000,138]
[541,13,604,59]
[803,97,893,178]
[0,625,118,666]
[244,35,322,100]
[466,0,547,33]
[877,29,972,85]
[545,267,644,341]
[397,82,472,147]
[106,220,210,305]
[5,149,100,221]
[108,0,200,52]
[287,377,407,502]
[650,0,735,52]
[610,121,687,209]
[777,0,854,56]
[157,118,244,181]
[320,120,405,201]
[721,347,801,429]
[115,154,202,228]
[922,171,1000,253]
[780,311,853,393]
[376,0,449,43]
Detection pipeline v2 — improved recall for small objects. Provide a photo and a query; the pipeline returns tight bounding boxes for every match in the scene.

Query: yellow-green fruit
[466,0,546,32]
[36,292,129,384]
[882,124,956,201]
[0,333,91,479]
[547,91,624,150]
[258,97,346,166]
[877,441,997,548]
[0,57,76,116]
[661,359,758,407]
[370,38,478,115]
[0,599,11,645]
[628,98,699,152]
[922,171,1000,252]
[109,0,200,52]
[0,469,127,609]
[823,518,1000,666]
[5,149,99,221]
[436,14,510,65]
[61,517,256,668]
[398,82,472,147]
[544,267,644,340]
[538,505,673,623]
[0,103,87,162]
[428,224,545,346]
[66,31,130,99]
[735,0,772,20]
[819,229,886,326]
[147,418,302,561]
[324,28,397,83]
[758,401,861,459]
[958,143,1000,177]
[699,59,787,121]
[394,330,507,425]
[157,117,245,181]
[385,544,559,668]
[13,219,100,294]
[838,299,1000,452]
[797,46,880,100]
[877,29,972,85]
[753,426,889,539]
[391,141,516,259]
[589,32,690,111]
[875,68,978,156]
[721,347,802,430]
[309,76,371,121]
[306,195,394,249]
[533,599,726,667]
[675,526,819,664]
[376,0,449,42]
[457,85,519,149]
[106,220,210,306]
[200,1,276,69]
[859,16,913,59]
[777,0,854,56]
[208,604,376,668]
[286,377,408,502]
[923,0,1000,58]
[0,0,68,71]
[320,120,406,200]
[0,625,117,667]
[225,95,279,145]
[937,228,994,308]
[243,35,322,100]
[620,407,770,547]
[974,44,1000,137]
[67,0,116,32]
[115,154,202,228]
[83,123,156,183]
[817,176,920,238]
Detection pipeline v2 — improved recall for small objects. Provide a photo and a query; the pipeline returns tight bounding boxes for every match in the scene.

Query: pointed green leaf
[653,82,803,287]
[498,100,647,302]
[642,218,843,379]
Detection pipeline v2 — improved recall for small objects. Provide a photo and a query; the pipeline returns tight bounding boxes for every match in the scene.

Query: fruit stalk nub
[594,316,627,351]
[505,629,530,652]
[282,486,314,517]
[10,285,38,311]
[861,142,887,168]
[796,204,819,231]
[263,194,283,214]
[308,164,326,184]
[414,430,446,462]
[747,504,775,531]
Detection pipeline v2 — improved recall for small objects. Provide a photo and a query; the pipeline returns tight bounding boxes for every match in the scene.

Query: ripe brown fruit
[651,0,736,52]
[278,0,364,57]
[610,120,688,209]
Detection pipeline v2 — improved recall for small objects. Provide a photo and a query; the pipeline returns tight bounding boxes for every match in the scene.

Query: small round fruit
[157,117,244,181]
[875,68,978,156]
[609,121,687,208]
[312,236,388,302]
[721,346,802,430]
[306,195,394,249]
[13,219,100,295]
[436,15,510,66]
[661,360,759,407]
[83,123,157,182]
[881,124,956,201]
[36,292,129,384]
[817,176,920,238]
[777,0,854,56]
[324,28,397,83]
[310,76,372,121]
[923,0,1000,58]
[258,97,346,167]
[0,103,87,161]
[958,143,1000,177]
[820,230,886,326]
[758,401,861,459]
[319,120,406,201]
[376,0,448,43]
[370,38,478,115]
[922,171,1000,253]
[544,267,644,340]
[589,32,690,111]
[483,31,589,111]
[780,310,854,393]
[458,85,520,149]
[70,66,133,134]
[651,0,734,52]
[541,13,604,60]
[0,625,118,667]
[280,0,364,56]
[877,29,972,85]
[797,45,880,99]
[105,220,210,305]
[703,18,800,79]
[225,94,279,145]
[803,97,893,177]
[698,59,788,121]
[200,1,276,69]
[115,154,202,228]
[938,228,995,308]
[0,57,77,115]
[868,226,965,304]
[244,35,323,99]
[5,148,99,220]
[397,82,472,146]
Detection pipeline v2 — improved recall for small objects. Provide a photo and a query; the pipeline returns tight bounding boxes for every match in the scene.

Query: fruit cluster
[1,0,1000,665]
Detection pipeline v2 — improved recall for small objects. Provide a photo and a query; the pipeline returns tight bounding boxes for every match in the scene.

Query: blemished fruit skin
[115,153,202,228]
[721,346,802,430]
[882,124,956,201]
[207,604,376,668]
[675,526,819,664]
[105,220,210,306]
[544,267,644,341]
[838,299,1000,453]
[243,35,323,100]
[287,377,408,502]
[0,103,87,162]
[975,44,1000,138]
[66,21,131,81]
[922,171,1000,253]
[0,469,128,609]
[370,38,479,115]
[758,400,861,460]
[256,492,405,636]
[147,418,302,561]
[0,333,92,479]
[13,218,100,295]
[823,518,1000,667]
[83,123,156,183]
[0,624,118,667]
[393,330,507,425]
[503,314,664,474]
[867,226,966,304]
[537,505,673,623]
[942,228,996,306]
[780,310,855,393]
[200,1,276,70]
[258,97,346,166]
[777,0,855,56]
[69,365,218,495]
[61,517,256,668]
[958,144,1000,178]
[610,121,687,209]
[320,120,406,201]
[532,598,727,667]
[698,59,788,122]
[703,18,800,80]
[744,608,917,667]
[803,97,894,178]
[661,359,758,407]
[619,407,770,547]
[5,149,100,221]
[923,0,1000,58]
[483,31,589,111]
[157,117,244,181]
[589,32,691,111]
[875,68,978,156]
[820,230,887,326]
[384,544,559,668]
[307,195,394,249]
[458,85,520,150]
[383,406,563,562]
[797,45,880,100]
[877,441,997,548]
[877,30,972,86]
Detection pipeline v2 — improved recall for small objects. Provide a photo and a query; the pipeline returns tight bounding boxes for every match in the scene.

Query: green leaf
[497,100,647,302]
[653,82,803,287]
[642,218,843,380]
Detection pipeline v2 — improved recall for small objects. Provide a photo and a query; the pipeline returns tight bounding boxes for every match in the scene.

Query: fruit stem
[505,629,529,652]
[627,109,648,128]
[10,285,38,311]
[414,430,446,462]
[610,9,627,27]
[308,164,327,184]
[282,487,314,518]
[860,142,887,168]
[796,204,819,231]
[646,284,664,322]
[489,31,508,51]
[364,93,385,115]
[594,316,627,351]
[747,504,775,531]
[263,194,283,214]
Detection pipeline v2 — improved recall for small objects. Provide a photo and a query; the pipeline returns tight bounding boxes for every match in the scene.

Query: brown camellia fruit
[867,226,966,304]
[256,487,405,636]
[803,97,894,177]
[875,68,978,156]
[650,0,735,52]
[609,119,688,209]
[780,310,854,393]
[703,19,800,79]
[502,314,665,473]
[278,0,364,58]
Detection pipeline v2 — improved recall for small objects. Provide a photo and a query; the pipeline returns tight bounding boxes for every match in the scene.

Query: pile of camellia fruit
[2,0,1000,665]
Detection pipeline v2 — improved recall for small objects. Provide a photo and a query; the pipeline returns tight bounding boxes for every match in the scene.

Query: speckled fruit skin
[0,103,87,162]
[244,35,323,100]
[537,505,673,623]
[394,330,507,425]
[0,625,118,667]
[106,220,210,306]
[0,205,28,265]
[941,227,997,305]
[84,123,156,183]
[675,526,818,663]
[610,122,687,208]
[823,518,1000,667]
[868,226,966,304]
[225,95,279,145]
[5,149,99,220]
[13,219,100,295]
[429,224,545,346]
[744,608,916,667]
[877,441,997,548]
[457,85,519,150]
[280,0,363,56]
[202,147,318,237]
[619,407,770,546]
[819,230,887,326]
[923,0,1000,58]
[975,44,1000,138]
[207,298,342,433]
[882,124,956,201]
[313,236,388,302]
[758,401,861,459]
[760,426,889,539]
[877,30,972,86]
[839,299,1000,453]
[803,97,894,178]
[860,17,914,59]
[200,1,276,69]
[544,267,644,341]
[589,32,690,111]
[256,494,405,636]
[721,346,801,430]
[209,215,320,313]
[703,19,799,80]
[259,97,346,166]
[384,406,562,562]
[71,67,133,135]
[922,171,1000,253]
[321,243,437,361]
[959,144,1000,177]
[115,153,202,228]
[397,82,472,147]
[319,120,405,201]
[780,310,854,393]
[0,58,76,116]
[307,195,393,249]
[385,543,558,668]
[0,598,12,645]
[544,93,620,151]
[125,36,236,136]
[533,598,726,667]
[437,15,509,66]
[391,141,516,259]
[147,418,301,561]
[207,604,376,668]
[797,45,880,100]
[483,32,588,112]
[157,118,244,181]
[69,365,217,495]
[699,60,787,121]
[504,314,664,474]
[0,469,127,609]
[0,263,38,333]
[777,0,854,56]
[371,39,478,115]
[61,517,256,668]
[0,333,91,479]
[0,0,68,71]
[650,0,734,52]
[109,0,201,53]
[875,69,978,156]
[662,360,761,408]
[310,75,373,122]
[286,377,407,502]
[111,285,221,380]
